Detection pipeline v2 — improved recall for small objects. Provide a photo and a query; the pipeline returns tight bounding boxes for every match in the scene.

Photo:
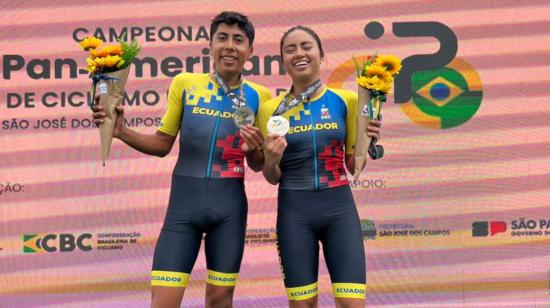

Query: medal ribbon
[213,70,247,109]
[272,80,322,116]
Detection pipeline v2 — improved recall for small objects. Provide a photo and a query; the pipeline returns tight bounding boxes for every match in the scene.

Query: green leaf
[365,51,378,68]
[118,38,141,69]
[352,54,362,78]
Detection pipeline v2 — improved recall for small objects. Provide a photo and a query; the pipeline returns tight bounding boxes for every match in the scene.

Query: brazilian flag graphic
[23,234,43,253]
[401,58,482,129]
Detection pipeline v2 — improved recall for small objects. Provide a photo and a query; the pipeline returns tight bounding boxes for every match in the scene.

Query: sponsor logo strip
[333,283,366,299]
[286,282,319,300]
[151,270,189,287]
[206,269,238,287]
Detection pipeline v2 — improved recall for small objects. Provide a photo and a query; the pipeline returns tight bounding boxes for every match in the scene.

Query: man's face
[210,23,253,76]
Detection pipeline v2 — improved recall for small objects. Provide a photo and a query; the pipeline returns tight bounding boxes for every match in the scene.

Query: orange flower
[91,48,112,58]
[103,45,122,56]
[89,49,103,58]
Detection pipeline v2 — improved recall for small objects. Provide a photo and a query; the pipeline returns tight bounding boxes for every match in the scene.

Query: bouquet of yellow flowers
[78,36,140,165]
[352,54,401,179]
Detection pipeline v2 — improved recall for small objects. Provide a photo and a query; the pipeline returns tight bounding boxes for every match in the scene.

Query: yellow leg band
[333,283,366,299]
[151,270,189,287]
[286,282,319,300]
[206,269,239,286]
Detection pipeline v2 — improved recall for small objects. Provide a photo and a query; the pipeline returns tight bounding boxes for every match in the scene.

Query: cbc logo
[23,233,93,253]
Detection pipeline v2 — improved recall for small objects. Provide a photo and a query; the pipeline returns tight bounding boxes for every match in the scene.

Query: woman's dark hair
[279,25,324,58]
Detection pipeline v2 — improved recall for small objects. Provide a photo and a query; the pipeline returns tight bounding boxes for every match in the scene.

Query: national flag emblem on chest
[320,104,331,120]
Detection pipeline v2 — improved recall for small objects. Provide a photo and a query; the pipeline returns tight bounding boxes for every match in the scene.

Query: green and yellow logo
[23,234,43,253]
[23,233,93,253]
[328,56,482,129]
[401,57,482,129]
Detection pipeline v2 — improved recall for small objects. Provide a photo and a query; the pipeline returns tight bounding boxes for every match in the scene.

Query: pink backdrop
[2,0,550,307]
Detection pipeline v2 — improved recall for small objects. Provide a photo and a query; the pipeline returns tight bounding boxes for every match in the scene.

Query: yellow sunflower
[116,59,125,69]
[377,80,392,93]
[79,36,102,51]
[357,76,368,88]
[358,75,393,93]
[93,57,105,68]
[102,55,122,68]
[86,64,97,74]
[89,49,103,58]
[365,64,392,82]
[357,76,378,90]
[374,55,402,75]
[85,57,97,73]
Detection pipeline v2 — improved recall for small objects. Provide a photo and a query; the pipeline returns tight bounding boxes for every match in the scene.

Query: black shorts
[151,176,247,288]
[277,185,366,300]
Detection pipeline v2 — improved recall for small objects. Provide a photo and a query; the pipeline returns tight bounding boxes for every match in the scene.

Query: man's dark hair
[280,25,325,59]
[210,11,255,46]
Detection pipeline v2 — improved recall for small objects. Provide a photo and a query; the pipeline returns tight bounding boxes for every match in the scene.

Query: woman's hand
[263,133,287,166]
[366,119,381,144]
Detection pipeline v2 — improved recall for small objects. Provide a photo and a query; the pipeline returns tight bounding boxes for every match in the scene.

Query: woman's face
[281,29,322,83]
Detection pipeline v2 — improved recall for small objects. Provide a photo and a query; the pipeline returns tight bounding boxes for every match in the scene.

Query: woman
[258,26,381,307]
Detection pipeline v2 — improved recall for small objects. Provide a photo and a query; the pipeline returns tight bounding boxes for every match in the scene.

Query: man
[92,11,269,308]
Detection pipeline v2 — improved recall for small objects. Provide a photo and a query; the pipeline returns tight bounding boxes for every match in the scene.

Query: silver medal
[267,116,290,136]
[233,107,255,128]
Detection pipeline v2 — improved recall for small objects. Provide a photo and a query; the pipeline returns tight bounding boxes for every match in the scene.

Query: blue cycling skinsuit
[258,87,366,300]
[151,73,270,288]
